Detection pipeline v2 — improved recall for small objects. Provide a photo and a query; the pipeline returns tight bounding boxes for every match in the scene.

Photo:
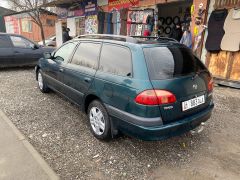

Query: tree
[8,0,51,45]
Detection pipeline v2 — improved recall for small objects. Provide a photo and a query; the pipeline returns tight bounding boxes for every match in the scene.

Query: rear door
[0,34,14,67]
[143,45,212,123]
[62,41,102,105]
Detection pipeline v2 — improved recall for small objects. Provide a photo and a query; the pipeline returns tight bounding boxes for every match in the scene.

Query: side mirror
[34,44,39,49]
[44,52,52,59]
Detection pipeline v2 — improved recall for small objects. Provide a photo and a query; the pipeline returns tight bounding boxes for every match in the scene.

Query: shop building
[45,0,209,49]
[4,9,57,43]
[0,6,15,33]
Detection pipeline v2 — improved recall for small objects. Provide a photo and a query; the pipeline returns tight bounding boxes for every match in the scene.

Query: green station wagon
[35,35,214,141]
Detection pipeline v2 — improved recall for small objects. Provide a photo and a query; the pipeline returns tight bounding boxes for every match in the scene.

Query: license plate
[182,95,205,111]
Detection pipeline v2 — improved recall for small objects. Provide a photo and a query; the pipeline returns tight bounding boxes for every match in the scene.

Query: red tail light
[208,78,214,92]
[135,90,176,105]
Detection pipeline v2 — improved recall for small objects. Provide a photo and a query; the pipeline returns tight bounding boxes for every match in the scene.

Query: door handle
[59,68,64,72]
[84,77,91,83]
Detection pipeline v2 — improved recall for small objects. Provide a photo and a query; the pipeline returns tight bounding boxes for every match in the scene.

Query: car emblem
[193,84,198,90]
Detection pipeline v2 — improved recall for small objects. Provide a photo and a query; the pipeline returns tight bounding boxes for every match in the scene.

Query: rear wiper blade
[192,71,200,80]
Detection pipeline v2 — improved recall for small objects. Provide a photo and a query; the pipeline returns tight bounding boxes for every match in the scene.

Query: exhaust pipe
[190,122,205,135]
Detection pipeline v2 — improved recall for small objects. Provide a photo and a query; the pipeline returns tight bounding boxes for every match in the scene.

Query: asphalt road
[0,68,239,180]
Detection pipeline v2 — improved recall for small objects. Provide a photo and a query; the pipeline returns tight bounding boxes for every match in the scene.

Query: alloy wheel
[38,72,43,90]
[89,107,105,135]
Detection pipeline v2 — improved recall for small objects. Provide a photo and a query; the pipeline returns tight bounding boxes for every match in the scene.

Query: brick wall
[20,14,57,42]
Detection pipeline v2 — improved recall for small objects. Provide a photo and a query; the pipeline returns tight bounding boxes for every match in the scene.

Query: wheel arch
[35,65,40,80]
[84,94,119,137]
[84,94,101,113]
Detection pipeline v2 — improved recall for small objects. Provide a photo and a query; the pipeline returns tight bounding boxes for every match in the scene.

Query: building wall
[20,14,57,42]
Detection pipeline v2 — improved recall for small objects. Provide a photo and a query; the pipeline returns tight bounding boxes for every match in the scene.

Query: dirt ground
[0,68,239,180]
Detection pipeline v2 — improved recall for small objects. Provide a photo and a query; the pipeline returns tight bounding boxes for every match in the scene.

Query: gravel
[0,68,240,180]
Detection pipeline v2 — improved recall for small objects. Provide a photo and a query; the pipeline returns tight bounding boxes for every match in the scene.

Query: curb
[0,110,60,180]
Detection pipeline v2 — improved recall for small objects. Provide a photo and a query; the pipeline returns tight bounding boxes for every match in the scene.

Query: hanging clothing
[107,13,113,34]
[143,29,151,37]
[136,24,143,36]
[169,26,183,42]
[221,8,240,52]
[116,11,121,35]
[120,8,128,36]
[103,13,108,34]
[180,30,192,48]
[97,11,105,34]
[146,15,154,32]
[205,9,228,52]
[112,10,118,35]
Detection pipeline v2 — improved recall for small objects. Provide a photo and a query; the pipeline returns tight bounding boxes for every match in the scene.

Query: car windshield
[143,46,207,80]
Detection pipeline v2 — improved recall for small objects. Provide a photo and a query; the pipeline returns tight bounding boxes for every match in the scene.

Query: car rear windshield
[143,46,207,80]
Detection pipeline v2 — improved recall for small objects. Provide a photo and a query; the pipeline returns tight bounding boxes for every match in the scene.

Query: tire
[159,17,165,25]
[173,16,180,25]
[164,26,172,34]
[87,100,112,141]
[37,70,49,93]
[165,17,173,25]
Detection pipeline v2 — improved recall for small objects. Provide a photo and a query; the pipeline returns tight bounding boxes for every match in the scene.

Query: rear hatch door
[143,45,212,124]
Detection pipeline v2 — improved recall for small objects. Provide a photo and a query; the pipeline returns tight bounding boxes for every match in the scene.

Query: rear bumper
[106,104,214,141]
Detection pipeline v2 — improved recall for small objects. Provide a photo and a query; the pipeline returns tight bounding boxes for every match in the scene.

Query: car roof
[0,32,22,36]
[0,32,38,44]
[73,34,180,47]
[0,32,33,39]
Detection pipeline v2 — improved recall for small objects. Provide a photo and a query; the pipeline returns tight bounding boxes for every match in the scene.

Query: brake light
[135,90,176,105]
[208,78,214,92]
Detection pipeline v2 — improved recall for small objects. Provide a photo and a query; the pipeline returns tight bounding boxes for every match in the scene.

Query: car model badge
[193,84,198,90]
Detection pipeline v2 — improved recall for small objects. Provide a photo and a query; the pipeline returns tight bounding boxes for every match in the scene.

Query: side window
[0,35,12,48]
[10,36,34,48]
[100,44,132,77]
[53,42,77,62]
[71,42,101,69]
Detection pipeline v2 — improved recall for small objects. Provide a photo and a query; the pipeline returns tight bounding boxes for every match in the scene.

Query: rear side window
[143,46,206,80]
[0,35,11,48]
[71,42,101,69]
[100,44,132,77]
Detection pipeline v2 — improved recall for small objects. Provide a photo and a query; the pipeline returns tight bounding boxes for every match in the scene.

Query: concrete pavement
[0,110,59,180]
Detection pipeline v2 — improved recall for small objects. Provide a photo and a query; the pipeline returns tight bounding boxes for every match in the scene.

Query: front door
[44,42,78,92]
[0,35,14,67]
[9,35,42,66]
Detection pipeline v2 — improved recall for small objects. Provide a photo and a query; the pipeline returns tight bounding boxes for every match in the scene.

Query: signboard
[97,0,108,6]
[56,7,68,19]
[85,15,98,34]
[74,9,85,17]
[56,0,97,18]
[108,0,139,11]
[85,0,98,16]
[68,9,85,18]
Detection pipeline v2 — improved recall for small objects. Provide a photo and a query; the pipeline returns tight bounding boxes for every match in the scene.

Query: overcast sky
[1,0,10,8]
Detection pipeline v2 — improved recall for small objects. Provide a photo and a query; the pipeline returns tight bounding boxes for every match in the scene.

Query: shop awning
[42,0,85,7]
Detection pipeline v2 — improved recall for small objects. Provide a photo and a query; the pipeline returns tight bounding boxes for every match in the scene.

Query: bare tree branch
[8,0,50,45]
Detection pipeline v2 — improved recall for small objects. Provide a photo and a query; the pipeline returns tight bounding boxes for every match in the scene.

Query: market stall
[204,0,240,88]
[45,0,209,52]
